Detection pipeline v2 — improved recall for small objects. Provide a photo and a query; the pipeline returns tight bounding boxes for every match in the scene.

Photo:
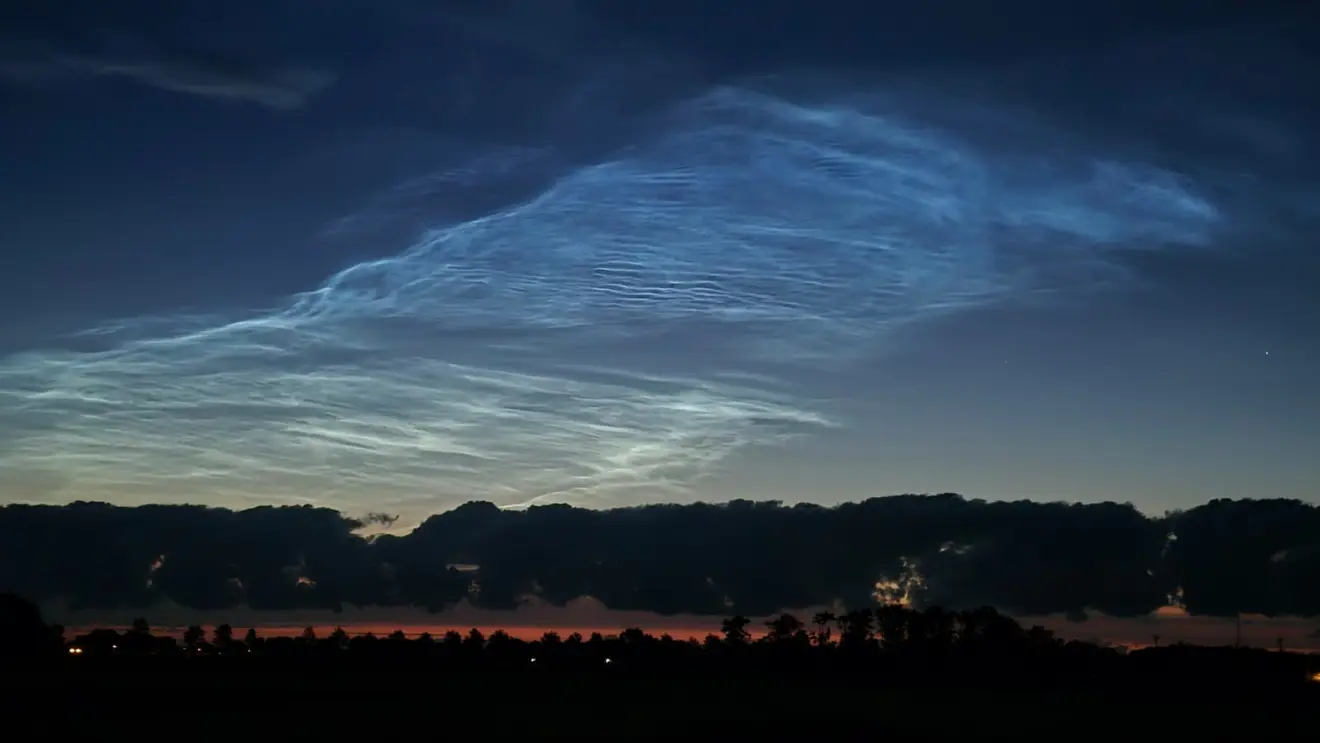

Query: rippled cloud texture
[0,85,1226,515]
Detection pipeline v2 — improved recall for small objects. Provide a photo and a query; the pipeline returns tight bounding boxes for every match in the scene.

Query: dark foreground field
[5,671,1319,737]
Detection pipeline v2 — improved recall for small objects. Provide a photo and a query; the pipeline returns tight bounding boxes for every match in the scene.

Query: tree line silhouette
[4,593,1316,688]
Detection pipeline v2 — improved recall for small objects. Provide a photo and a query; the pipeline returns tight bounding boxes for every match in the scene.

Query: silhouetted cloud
[3,496,1318,619]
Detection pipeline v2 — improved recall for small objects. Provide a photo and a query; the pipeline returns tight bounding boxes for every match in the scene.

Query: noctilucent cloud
[1,1,1317,524]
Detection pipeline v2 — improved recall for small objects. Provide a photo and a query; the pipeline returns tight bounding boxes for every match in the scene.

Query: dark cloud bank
[2,496,1318,620]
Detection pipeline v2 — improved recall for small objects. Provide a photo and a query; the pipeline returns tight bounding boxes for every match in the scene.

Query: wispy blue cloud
[0,84,1225,518]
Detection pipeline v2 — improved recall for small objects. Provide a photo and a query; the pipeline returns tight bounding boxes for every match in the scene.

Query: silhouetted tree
[919,606,956,652]
[873,605,907,650]
[0,594,53,664]
[329,627,349,649]
[839,609,875,649]
[117,616,155,656]
[214,623,234,649]
[721,615,751,645]
[811,611,835,647]
[1026,625,1058,649]
[765,613,806,644]
[8,595,1309,694]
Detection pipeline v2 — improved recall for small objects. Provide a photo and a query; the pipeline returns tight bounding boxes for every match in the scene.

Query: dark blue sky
[1,0,1317,524]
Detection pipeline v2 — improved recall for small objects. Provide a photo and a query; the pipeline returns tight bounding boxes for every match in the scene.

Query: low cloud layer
[4,496,1318,620]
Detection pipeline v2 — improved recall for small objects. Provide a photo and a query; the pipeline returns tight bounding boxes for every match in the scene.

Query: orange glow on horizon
[67,622,750,643]
[1153,605,1190,618]
[61,622,1320,654]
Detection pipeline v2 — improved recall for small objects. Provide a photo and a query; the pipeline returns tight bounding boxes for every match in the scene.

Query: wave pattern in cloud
[0,86,1222,515]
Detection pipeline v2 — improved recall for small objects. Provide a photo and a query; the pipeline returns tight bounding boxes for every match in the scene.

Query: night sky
[2,0,1317,527]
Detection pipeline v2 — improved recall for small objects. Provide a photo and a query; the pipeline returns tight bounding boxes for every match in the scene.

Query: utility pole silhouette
[1234,614,1242,648]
